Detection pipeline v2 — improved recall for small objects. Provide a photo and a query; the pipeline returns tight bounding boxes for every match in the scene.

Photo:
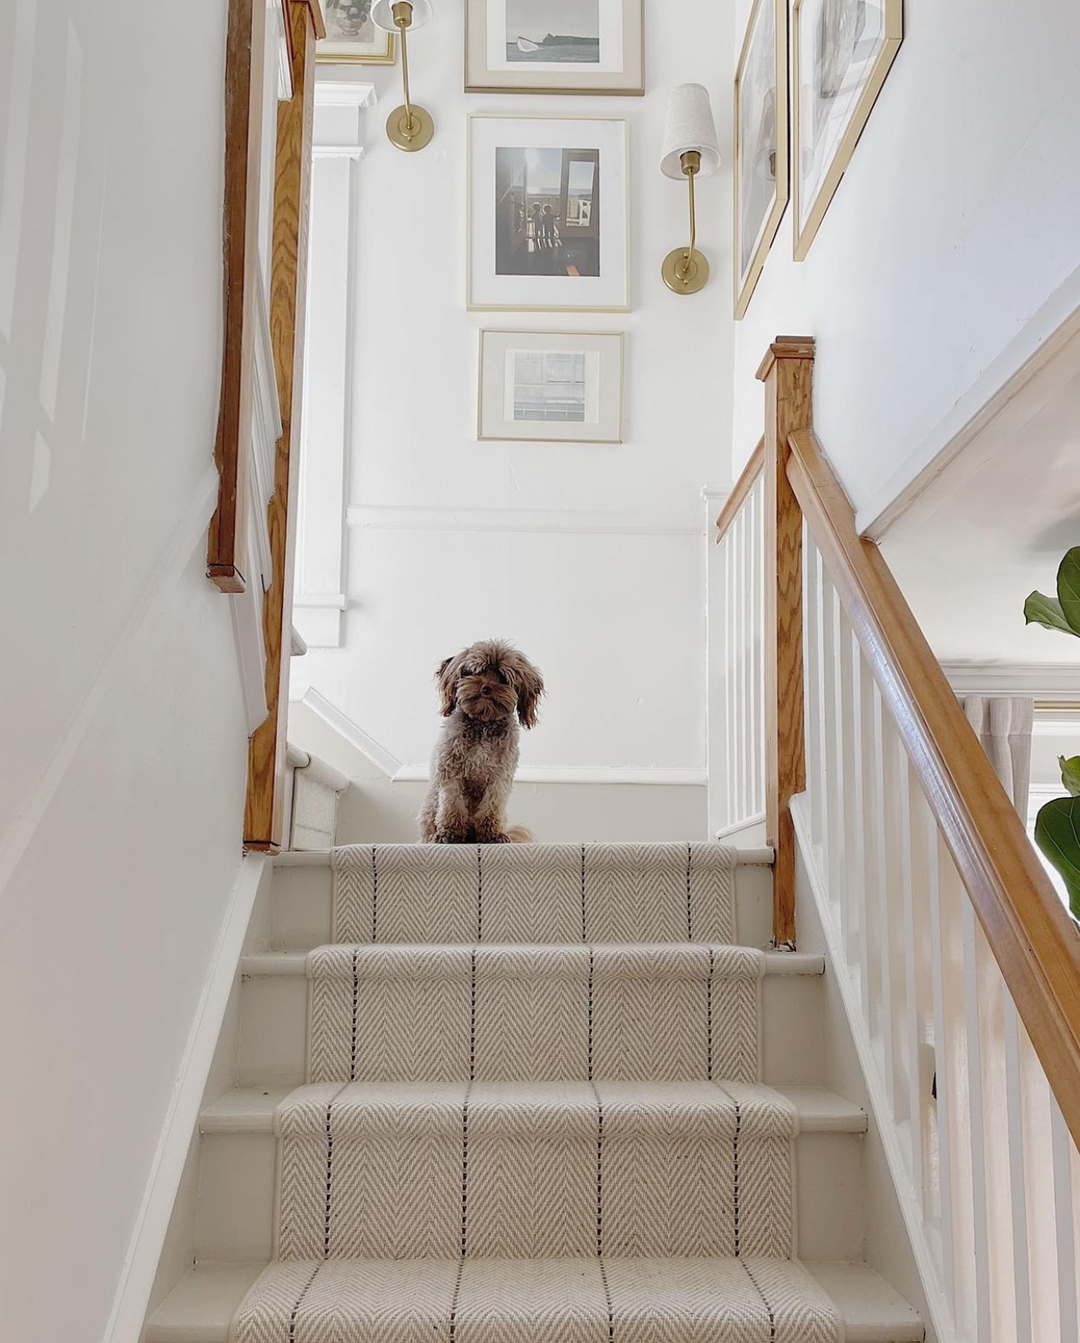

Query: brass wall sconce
[371,0,434,151]
[660,83,721,295]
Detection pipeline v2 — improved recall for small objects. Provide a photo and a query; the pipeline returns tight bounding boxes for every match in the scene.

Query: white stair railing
[717,337,1080,1343]
[797,528,1080,1343]
[713,447,766,837]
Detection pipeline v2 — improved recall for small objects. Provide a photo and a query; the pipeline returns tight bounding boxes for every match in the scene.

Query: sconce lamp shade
[371,0,433,31]
[659,83,721,179]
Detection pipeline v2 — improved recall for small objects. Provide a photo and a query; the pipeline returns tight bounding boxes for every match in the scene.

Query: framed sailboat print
[465,0,645,95]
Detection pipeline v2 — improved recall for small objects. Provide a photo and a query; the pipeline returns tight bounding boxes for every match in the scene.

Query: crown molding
[942,661,1080,700]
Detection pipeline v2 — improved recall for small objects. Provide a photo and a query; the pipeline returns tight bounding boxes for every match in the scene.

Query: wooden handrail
[715,438,764,543]
[787,423,1080,1145]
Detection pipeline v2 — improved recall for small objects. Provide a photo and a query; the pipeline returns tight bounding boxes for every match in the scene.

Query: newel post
[756,337,814,948]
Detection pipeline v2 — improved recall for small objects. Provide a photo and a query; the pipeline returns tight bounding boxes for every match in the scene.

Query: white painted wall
[0,1,254,1339]
[292,2,736,806]
[729,0,1080,531]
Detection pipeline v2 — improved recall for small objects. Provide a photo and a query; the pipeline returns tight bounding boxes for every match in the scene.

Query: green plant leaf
[1058,547,1080,635]
[1024,590,1078,636]
[1034,796,1080,923]
[1061,756,1080,797]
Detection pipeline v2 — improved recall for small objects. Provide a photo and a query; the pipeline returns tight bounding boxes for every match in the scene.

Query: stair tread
[241,948,825,976]
[201,1083,866,1135]
[145,1259,921,1343]
[273,844,777,868]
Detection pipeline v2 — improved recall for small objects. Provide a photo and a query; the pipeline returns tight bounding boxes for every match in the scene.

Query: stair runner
[233,843,842,1343]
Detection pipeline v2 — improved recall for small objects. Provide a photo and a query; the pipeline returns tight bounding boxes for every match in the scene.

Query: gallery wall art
[465,0,645,95]
[317,0,396,63]
[793,0,903,259]
[478,330,624,442]
[733,0,789,319]
[468,115,630,312]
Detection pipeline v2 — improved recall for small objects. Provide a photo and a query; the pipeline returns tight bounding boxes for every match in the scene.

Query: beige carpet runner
[233,843,843,1342]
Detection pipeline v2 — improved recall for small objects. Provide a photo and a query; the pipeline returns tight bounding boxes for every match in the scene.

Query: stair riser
[238,970,824,1088]
[269,861,775,951]
[194,1128,863,1263]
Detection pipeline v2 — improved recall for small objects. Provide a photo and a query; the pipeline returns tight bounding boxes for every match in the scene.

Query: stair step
[307,942,768,1085]
[269,844,776,951]
[200,1083,866,1136]
[145,1259,923,1343]
[237,951,826,1089]
[195,1085,866,1264]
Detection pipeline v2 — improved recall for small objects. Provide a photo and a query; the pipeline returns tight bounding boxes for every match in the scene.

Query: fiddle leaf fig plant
[1024,547,1080,922]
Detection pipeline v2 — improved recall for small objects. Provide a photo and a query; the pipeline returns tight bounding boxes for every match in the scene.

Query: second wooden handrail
[715,438,764,543]
[787,423,1080,1146]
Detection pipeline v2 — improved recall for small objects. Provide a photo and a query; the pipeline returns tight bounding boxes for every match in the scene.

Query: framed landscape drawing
[793,0,902,258]
[468,115,630,312]
[317,0,395,63]
[465,0,644,95]
[733,0,788,319]
[478,330,624,442]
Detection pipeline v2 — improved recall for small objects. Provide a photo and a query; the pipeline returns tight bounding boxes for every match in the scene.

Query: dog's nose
[481,685,492,696]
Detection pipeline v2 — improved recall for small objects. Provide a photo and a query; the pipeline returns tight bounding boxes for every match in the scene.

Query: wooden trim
[296,0,326,40]
[244,0,317,850]
[758,337,814,948]
[787,425,1080,1146]
[207,0,266,594]
[715,439,764,543]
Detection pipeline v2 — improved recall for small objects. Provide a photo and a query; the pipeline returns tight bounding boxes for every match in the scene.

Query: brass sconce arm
[680,150,701,283]
[383,0,434,151]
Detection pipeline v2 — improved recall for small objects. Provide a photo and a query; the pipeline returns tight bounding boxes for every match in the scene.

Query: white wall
[0,1,253,1338]
[292,0,736,796]
[729,0,1080,531]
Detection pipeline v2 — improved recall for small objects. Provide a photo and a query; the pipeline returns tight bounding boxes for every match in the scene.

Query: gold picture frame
[316,1,396,66]
[733,0,789,320]
[465,0,644,96]
[793,0,902,259]
[477,330,625,443]
[467,113,631,314]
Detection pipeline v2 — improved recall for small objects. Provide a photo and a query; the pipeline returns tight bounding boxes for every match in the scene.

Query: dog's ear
[514,658,545,730]
[435,654,461,717]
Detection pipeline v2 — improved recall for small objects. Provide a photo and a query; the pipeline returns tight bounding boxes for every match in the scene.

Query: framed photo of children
[733,0,788,319]
[316,0,395,64]
[468,115,630,313]
[478,330,624,443]
[464,0,645,95]
[792,0,902,259]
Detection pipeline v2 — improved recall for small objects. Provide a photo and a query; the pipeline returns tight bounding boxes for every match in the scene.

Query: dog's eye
[496,671,509,685]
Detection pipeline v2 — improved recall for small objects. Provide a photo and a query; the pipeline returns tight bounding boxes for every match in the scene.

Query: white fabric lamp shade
[659,83,721,179]
[371,0,433,31]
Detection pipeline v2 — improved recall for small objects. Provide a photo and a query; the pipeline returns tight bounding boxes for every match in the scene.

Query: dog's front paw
[434,827,469,844]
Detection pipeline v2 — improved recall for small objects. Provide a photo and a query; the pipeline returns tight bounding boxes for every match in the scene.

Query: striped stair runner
[233,843,842,1343]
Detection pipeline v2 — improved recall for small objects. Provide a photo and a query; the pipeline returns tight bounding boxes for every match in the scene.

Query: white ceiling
[881,327,1080,678]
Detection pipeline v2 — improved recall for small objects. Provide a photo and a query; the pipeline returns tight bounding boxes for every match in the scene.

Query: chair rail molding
[346,503,703,537]
[942,662,1080,701]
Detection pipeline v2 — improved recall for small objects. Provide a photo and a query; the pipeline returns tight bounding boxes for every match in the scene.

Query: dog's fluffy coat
[419,639,544,844]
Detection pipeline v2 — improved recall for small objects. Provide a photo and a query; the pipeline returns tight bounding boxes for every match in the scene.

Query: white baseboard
[102,853,268,1343]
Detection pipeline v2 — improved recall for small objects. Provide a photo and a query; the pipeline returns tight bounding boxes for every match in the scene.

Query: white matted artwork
[478,330,624,442]
[733,0,788,319]
[793,0,902,259]
[465,0,644,95]
[468,114,630,312]
[317,0,395,63]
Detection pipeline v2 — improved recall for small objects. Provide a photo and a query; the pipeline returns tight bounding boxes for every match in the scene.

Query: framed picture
[316,0,395,64]
[733,0,789,319]
[478,330,624,443]
[468,114,630,313]
[793,0,902,259]
[465,0,645,96]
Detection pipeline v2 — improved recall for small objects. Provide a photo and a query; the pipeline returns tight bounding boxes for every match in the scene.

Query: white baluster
[1002,991,1032,1343]
[962,899,993,1340]
[821,577,843,917]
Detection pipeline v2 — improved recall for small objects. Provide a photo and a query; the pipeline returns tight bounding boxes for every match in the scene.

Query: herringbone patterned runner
[233,843,842,1342]
[331,842,738,944]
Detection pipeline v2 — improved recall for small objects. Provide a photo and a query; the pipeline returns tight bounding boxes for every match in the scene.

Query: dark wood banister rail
[731,335,1080,1144]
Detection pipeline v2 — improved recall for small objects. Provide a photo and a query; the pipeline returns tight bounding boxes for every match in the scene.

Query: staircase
[145,843,923,1342]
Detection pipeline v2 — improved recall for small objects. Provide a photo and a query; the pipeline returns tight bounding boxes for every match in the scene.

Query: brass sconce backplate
[662,246,709,294]
[386,103,434,151]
